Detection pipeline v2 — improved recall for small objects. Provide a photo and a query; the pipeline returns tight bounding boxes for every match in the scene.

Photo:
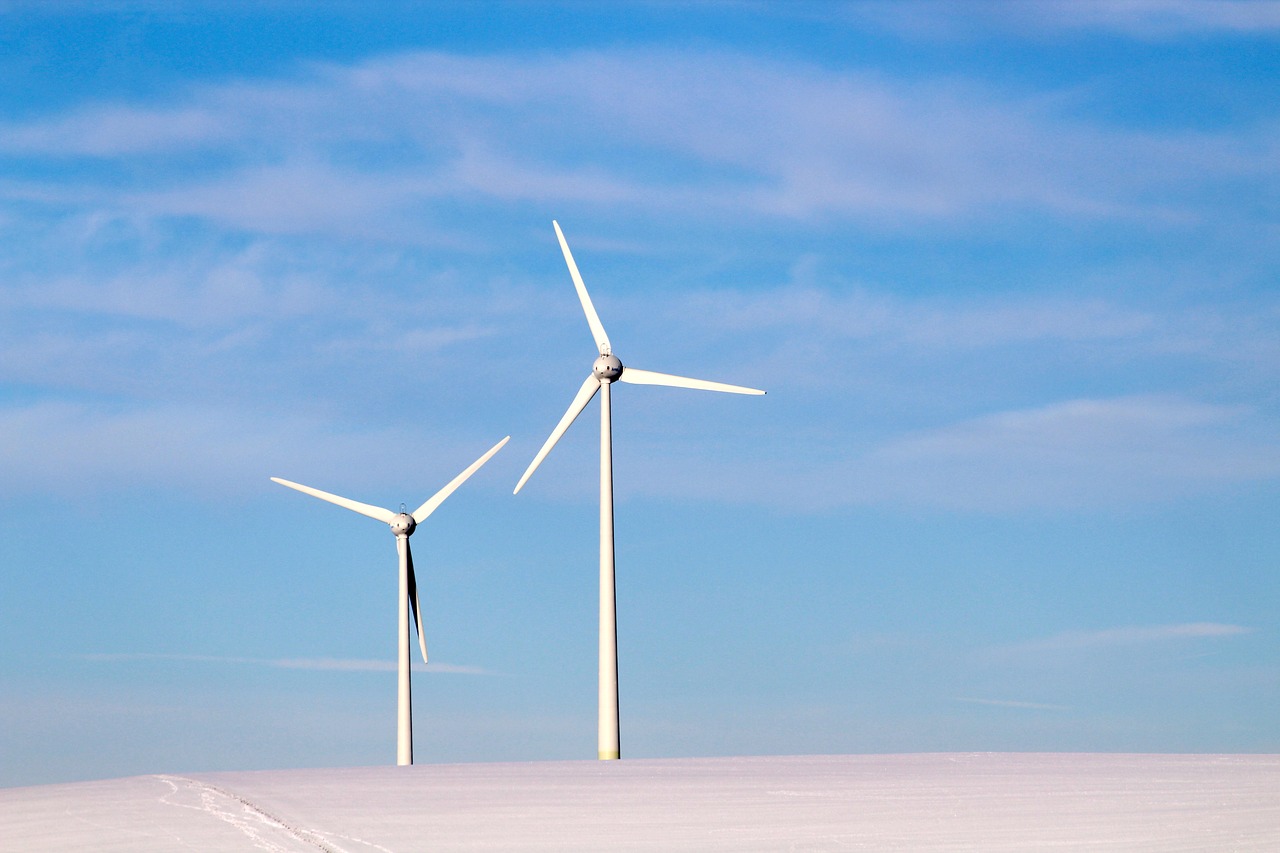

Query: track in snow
[2,753,1277,852]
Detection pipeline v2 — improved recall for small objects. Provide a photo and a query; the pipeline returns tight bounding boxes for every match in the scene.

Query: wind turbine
[271,435,509,766]
[514,221,764,761]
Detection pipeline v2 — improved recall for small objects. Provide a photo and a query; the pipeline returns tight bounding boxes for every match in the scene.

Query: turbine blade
[405,539,428,664]
[270,477,397,524]
[553,220,612,355]
[514,372,600,494]
[618,367,766,396]
[411,436,511,524]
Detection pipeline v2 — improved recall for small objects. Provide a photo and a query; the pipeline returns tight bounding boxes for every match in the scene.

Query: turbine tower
[272,435,509,766]
[515,221,764,760]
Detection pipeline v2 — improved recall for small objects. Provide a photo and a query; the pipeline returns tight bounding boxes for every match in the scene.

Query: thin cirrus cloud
[608,394,1279,513]
[994,623,1252,658]
[8,391,1262,512]
[660,395,1275,512]
[0,105,234,157]
[989,0,1280,37]
[954,697,1071,712]
[0,401,511,501]
[842,0,1280,40]
[860,396,1280,511]
[665,281,1280,401]
[80,653,491,675]
[686,285,1160,348]
[0,260,337,327]
[129,160,447,238]
[0,49,1272,231]
[0,46,1275,515]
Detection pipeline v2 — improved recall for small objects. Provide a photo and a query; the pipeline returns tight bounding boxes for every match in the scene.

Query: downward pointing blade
[404,539,428,664]
[553,220,612,355]
[514,372,601,494]
[270,477,397,524]
[411,436,510,524]
[619,367,766,396]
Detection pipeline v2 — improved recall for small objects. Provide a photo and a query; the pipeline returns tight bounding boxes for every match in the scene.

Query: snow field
[1,753,1277,852]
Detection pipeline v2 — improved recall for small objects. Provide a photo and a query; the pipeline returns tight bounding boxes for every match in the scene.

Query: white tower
[515,222,764,759]
[273,435,508,764]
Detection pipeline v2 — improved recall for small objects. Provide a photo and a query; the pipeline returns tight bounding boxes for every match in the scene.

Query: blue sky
[1,1,1277,786]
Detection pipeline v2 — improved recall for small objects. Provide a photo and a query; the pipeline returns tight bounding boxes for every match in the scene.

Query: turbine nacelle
[513,222,766,499]
[593,353,623,382]
[269,434,510,767]
[517,221,767,762]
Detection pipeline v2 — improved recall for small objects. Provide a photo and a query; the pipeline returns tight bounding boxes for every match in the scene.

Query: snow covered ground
[1,754,1276,852]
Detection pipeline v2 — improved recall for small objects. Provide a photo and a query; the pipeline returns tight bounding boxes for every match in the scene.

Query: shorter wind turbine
[515,221,764,761]
[271,435,508,766]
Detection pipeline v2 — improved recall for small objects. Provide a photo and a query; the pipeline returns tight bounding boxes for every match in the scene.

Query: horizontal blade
[553,220,612,355]
[405,539,428,664]
[619,367,766,396]
[412,435,511,524]
[270,477,396,524]
[514,372,600,494]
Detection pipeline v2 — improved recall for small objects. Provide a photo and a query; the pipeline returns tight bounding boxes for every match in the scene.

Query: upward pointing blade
[619,367,766,396]
[411,436,510,524]
[270,477,397,524]
[404,538,428,664]
[514,372,601,494]
[553,220,611,355]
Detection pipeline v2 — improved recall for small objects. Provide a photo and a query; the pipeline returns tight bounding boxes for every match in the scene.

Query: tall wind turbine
[271,435,508,766]
[515,221,764,761]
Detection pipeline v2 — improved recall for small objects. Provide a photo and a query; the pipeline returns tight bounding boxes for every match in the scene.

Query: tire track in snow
[156,775,369,853]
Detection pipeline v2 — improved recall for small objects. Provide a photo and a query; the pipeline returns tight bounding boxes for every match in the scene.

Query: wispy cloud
[858,397,1280,511]
[0,48,1273,231]
[0,104,233,156]
[1,46,1276,513]
[0,395,530,508]
[996,0,1280,38]
[79,653,492,675]
[634,394,1280,513]
[994,623,1252,658]
[841,1,1280,40]
[955,697,1071,711]
[687,285,1161,349]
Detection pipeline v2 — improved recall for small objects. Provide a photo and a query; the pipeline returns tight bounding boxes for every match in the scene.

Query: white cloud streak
[629,394,1280,512]
[955,697,1071,711]
[841,1,1280,40]
[0,401,514,501]
[996,0,1280,38]
[865,394,1274,507]
[79,653,491,675]
[0,46,1276,512]
[0,49,1273,230]
[868,397,1280,509]
[0,105,233,156]
[686,285,1161,349]
[996,623,1252,658]
[2,270,1275,510]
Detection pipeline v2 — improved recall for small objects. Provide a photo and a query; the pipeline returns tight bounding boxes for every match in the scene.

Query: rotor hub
[389,513,416,537]
[593,353,623,382]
